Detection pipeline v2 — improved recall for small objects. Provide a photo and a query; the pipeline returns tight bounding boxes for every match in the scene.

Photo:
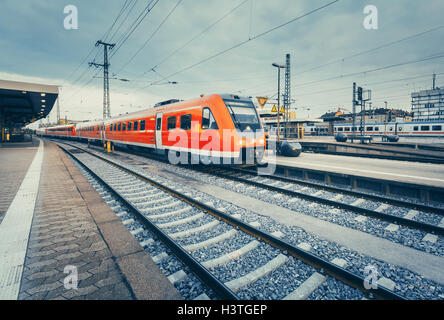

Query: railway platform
[273,153,444,188]
[0,138,181,300]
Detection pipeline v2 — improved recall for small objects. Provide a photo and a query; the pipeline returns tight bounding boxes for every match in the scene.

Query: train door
[155,113,163,150]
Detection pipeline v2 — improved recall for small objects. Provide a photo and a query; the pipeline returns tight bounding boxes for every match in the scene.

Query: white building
[411,87,444,121]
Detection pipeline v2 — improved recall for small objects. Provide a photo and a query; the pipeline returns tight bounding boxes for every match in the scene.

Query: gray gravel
[62,141,444,300]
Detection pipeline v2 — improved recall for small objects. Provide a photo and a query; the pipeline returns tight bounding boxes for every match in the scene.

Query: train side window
[202,107,218,129]
[133,121,138,131]
[140,120,146,131]
[414,126,418,131]
[338,127,343,131]
[122,122,126,131]
[167,116,176,130]
[128,122,132,131]
[399,127,403,131]
[432,125,442,131]
[421,126,430,131]
[109,124,112,132]
[375,127,379,131]
[367,127,373,131]
[180,114,192,130]
[344,127,350,132]
[118,123,121,131]
[156,118,161,130]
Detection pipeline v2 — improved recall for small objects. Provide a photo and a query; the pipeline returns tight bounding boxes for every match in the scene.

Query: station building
[411,87,444,121]
[0,79,58,142]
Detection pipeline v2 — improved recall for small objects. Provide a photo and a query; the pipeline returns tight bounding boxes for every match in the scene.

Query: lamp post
[384,101,388,134]
[272,62,285,142]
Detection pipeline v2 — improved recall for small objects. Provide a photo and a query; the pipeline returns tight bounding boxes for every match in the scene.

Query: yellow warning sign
[256,96,268,108]
[271,105,285,113]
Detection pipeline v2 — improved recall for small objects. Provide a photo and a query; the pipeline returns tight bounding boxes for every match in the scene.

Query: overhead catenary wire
[102,0,133,42]
[63,0,135,86]
[255,50,444,98]
[140,0,250,76]
[107,0,140,43]
[295,72,444,98]
[109,0,160,59]
[294,25,444,76]
[116,0,184,74]
[64,0,157,104]
[233,23,444,96]
[292,51,444,89]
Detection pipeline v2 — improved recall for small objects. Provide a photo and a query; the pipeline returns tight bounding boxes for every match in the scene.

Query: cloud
[1,0,443,124]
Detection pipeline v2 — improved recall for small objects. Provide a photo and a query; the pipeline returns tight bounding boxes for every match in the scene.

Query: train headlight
[236,137,247,147]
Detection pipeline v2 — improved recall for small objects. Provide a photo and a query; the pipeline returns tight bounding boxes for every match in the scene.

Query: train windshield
[223,99,261,131]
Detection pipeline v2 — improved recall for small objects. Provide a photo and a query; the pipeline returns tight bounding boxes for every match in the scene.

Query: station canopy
[0,79,59,126]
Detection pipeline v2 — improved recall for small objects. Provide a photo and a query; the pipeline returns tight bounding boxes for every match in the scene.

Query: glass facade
[411,88,444,121]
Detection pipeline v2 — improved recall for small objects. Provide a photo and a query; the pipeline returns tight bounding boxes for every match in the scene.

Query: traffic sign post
[257,97,268,109]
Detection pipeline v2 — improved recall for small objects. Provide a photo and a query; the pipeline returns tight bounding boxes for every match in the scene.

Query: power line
[148,0,340,86]
[235,24,444,97]
[257,51,444,97]
[63,1,135,85]
[102,0,133,42]
[141,0,250,76]
[292,51,444,89]
[109,0,160,59]
[116,0,184,74]
[295,25,444,75]
[64,0,149,102]
[108,0,140,43]
[266,72,444,98]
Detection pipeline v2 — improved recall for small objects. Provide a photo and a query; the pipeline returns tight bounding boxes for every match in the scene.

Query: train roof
[44,123,76,130]
[334,120,444,126]
[45,93,255,130]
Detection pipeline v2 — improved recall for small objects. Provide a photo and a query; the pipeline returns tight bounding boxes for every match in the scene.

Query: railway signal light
[357,87,363,101]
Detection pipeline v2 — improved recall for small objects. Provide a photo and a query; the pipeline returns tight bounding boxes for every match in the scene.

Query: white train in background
[304,120,444,137]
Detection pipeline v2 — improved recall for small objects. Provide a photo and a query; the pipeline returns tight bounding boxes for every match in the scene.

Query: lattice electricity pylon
[89,40,115,119]
[284,53,291,137]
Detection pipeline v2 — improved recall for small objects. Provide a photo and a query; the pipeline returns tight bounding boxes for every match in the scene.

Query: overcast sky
[1,0,443,128]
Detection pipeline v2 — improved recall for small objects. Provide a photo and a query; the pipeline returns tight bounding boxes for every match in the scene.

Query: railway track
[198,167,444,237]
[57,139,444,257]
[56,141,405,300]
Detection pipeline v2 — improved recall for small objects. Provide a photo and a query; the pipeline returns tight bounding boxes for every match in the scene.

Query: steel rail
[201,167,444,237]
[56,141,406,300]
[57,143,239,300]
[226,166,444,216]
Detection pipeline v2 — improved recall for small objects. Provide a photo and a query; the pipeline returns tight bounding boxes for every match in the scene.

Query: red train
[40,94,266,164]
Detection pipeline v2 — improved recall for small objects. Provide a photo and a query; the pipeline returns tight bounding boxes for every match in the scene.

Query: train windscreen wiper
[227,105,241,128]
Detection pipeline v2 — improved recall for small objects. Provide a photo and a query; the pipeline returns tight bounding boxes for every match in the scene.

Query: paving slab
[145,168,444,285]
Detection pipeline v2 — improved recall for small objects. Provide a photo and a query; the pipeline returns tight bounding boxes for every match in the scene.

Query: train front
[220,95,266,165]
